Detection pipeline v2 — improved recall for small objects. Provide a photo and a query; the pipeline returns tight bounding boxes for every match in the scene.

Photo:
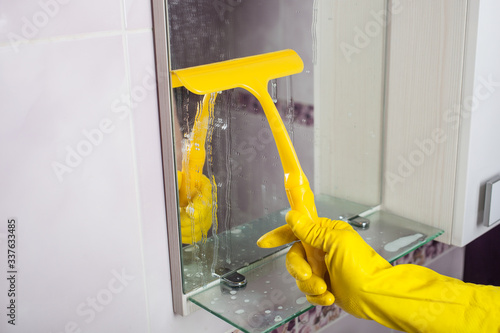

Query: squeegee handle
[254,84,327,279]
[286,184,327,278]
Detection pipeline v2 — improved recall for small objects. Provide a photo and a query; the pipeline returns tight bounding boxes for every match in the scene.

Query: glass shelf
[188,195,443,333]
[181,195,372,293]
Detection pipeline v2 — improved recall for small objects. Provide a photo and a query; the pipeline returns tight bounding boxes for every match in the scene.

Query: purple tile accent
[236,91,314,126]
[392,240,452,266]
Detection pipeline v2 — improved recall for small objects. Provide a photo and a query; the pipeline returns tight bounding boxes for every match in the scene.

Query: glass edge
[188,296,314,333]
[260,304,315,333]
[187,297,248,331]
[387,229,445,263]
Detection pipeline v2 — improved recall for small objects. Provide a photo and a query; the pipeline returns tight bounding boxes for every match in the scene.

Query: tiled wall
[0,2,242,332]
[0,0,158,189]
[1,2,165,332]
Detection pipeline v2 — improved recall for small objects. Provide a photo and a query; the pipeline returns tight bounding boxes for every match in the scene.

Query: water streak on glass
[285,76,294,143]
[270,79,278,103]
[206,92,219,278]
[223,93,233,266]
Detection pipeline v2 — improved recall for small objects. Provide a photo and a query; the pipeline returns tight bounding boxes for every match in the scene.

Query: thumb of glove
[285,210,354,252]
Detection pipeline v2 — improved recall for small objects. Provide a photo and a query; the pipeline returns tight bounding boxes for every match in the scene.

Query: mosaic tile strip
[235,91,314,127]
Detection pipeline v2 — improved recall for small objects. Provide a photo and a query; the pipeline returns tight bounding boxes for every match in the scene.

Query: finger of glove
[177,170,184,191]
[286,242,312,281]
[306,291,335,306]
[182,232,203,244]
[256,224,298,248]
[181,212,213,234]
[189,196,212,219]
[199,175,213,194]
[180,219,203,234]
[180,217,207,244]
[296,273,327,296]
[189,199,213,233]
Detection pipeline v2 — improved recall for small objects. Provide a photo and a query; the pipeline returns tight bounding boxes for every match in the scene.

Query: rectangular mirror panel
[166,0,386,294]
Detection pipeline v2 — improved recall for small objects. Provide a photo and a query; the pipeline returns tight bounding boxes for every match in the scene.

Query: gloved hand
[261,210,500,332]
[177,170,216,244]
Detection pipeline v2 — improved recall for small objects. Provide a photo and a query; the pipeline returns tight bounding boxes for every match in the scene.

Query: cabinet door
[383,0,468,245]
[384,0,500,246]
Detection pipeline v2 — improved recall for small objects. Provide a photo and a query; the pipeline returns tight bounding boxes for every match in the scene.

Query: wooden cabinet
[383,0,500,246]
[314,0,500,246]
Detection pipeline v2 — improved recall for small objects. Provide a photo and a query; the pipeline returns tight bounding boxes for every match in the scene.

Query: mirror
[166,0,387,294]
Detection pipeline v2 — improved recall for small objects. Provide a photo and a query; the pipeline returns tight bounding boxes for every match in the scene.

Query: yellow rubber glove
[176,93,218,244]
[177,170,216,244]
[265,210,500,332]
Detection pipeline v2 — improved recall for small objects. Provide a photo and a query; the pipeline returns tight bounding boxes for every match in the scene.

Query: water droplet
[296,297,307,305]
[278,306,283,309]
[244,299,250,303]
[265,310,271,314]
[235,309,245,314]
[231,296,237,300]
[274,315,282,322]
[230,290,237,295]
[270,79,278,103]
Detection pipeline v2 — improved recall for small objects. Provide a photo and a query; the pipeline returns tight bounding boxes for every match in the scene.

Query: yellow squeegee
[171,49,327,283]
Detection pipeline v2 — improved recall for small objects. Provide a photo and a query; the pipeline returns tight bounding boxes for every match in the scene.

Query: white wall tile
[0,34,150,332]
[0,0,123,47]
[124,0,153,30]
[126,30,172,332]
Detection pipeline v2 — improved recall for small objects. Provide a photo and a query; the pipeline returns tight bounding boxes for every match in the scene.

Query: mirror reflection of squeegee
[176,92,218,244]
[171,49,327,284]
[178,93,217,205]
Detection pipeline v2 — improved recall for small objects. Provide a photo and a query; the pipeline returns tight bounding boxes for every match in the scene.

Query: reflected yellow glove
[177,93,218,244]
[266,211,500,332]
[177,170,216,244]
